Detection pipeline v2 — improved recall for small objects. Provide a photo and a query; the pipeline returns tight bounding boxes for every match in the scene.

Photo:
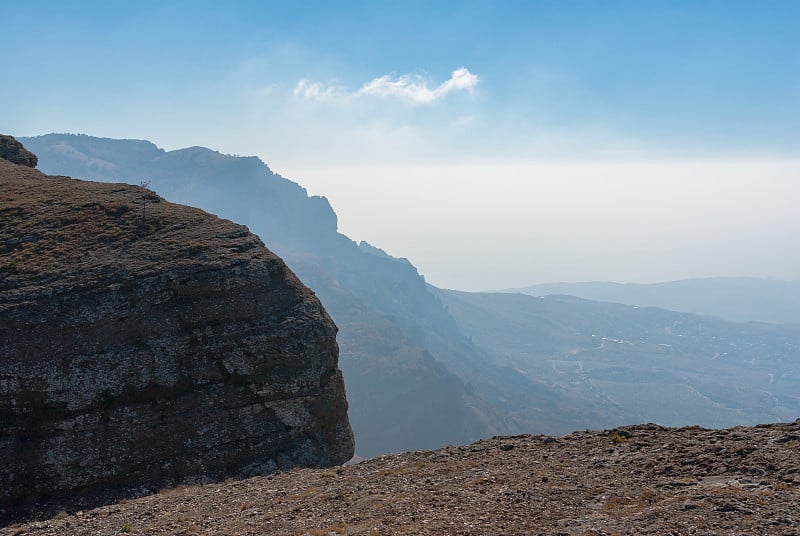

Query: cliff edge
[0,137,354,523]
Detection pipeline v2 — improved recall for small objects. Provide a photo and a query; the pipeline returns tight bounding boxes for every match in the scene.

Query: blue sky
[3,1,799,288]
[4,1,798,161]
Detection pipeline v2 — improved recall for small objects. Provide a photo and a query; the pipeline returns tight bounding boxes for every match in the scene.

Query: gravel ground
[3,420,799,535]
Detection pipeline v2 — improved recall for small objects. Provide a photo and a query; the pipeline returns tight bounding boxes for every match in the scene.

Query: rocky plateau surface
[2,420,799,535]
[0,138,354,523]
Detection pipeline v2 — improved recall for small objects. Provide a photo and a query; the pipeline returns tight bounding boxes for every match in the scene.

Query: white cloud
[292,67,479,104]
[292,79,346,101]
[357,67,479,103]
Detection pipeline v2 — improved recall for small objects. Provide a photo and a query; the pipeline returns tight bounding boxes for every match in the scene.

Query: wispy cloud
[293,68,479,104]
[292,79,347,101]
[357,67,479,103]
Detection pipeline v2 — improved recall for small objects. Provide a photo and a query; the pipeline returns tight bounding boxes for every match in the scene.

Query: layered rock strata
[0,139,353,523]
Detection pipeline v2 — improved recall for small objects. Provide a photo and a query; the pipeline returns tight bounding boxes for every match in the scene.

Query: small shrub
[604,495,634,511]
[609,430,632,443]
[781,439,800,450]
[1,259,18,273]
[309,524,347,535]
[379,469,396,477]
[638,489,657,506]
[103,203,130,217]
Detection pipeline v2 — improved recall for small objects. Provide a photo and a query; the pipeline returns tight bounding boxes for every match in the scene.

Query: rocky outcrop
[0,135,37,168]
[0,145,353,523]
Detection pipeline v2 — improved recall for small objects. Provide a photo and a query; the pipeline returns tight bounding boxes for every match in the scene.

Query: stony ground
[3,420,799,535]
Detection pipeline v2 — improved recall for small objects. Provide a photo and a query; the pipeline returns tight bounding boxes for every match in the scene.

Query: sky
[2,1,799,290]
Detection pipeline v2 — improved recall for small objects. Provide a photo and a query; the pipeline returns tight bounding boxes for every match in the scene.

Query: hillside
[436,289,800,429]
[3,419,799,534]
[505,278,800,325]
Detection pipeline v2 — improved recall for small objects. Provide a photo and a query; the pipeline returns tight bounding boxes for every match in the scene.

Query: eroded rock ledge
[0,142,353,523]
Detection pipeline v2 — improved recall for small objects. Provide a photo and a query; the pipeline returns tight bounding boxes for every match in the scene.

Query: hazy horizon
[4,1,798,291]
[276,159,800,291]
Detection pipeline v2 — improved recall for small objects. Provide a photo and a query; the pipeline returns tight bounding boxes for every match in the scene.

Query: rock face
[0,144,354,523]
[0,135,37,168]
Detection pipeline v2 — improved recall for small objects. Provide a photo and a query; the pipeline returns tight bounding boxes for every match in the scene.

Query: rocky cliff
[0,138,354,523]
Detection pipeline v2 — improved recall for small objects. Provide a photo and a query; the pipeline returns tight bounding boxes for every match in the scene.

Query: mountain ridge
[504,277,800,325]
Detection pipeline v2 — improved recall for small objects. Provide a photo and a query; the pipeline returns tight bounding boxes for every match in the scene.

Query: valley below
[437,289,800,431]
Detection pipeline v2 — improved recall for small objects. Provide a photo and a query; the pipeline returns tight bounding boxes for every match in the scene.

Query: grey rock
[0,135,37,168]
[0,151,353,523]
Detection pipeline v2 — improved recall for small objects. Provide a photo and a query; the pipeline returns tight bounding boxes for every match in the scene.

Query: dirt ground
[4,420,799,535]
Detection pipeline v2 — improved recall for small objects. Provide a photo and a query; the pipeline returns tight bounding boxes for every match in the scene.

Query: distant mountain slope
[22,134,520,456]
[504,278,800,324]
[436,289,800,429]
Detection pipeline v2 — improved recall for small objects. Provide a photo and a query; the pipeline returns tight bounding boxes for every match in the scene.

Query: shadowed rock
[0,141,353,523]
[0,135,37,168]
